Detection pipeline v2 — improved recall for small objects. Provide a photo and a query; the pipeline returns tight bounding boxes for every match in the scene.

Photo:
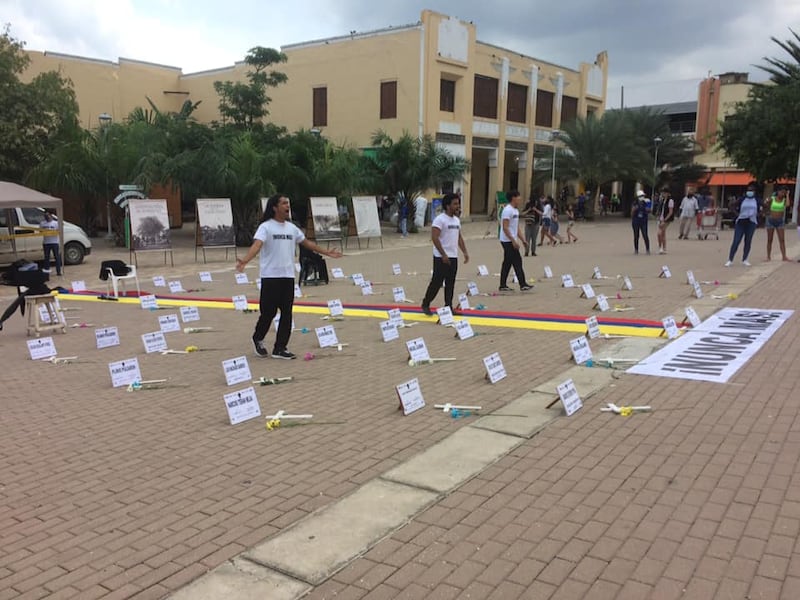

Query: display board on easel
[128,199,174,266]
[348,196,383,249]
[309,197,343,245]
[195,198,237,263]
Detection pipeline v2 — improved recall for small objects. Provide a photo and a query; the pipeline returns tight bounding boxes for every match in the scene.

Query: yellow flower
[185,345,199,352]
[266,419,281,431]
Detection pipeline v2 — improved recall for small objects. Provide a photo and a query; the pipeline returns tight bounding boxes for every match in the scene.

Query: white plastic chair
[106,264,140,298]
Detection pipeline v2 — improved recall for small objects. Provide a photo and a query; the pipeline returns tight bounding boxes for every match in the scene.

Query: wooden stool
[25,294,66,337]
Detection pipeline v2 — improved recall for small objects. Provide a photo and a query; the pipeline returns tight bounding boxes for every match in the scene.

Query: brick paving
[0,216,798,598]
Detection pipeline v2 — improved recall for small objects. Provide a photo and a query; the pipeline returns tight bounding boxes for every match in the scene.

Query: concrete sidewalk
[0,217,798,599]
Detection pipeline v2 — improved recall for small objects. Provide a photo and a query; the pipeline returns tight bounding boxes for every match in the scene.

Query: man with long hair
[236,195,342,359]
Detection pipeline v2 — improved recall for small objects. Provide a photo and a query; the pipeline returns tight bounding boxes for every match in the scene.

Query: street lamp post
[98,113,113,240]
[652,136,662,197]
[550,129,560,198]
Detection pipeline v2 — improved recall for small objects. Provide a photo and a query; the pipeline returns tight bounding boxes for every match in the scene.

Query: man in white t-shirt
[421,193,469,316]
[499,190,532,292]
[40,210,62,275]
[236,195,342,359]
[678,190,699,239]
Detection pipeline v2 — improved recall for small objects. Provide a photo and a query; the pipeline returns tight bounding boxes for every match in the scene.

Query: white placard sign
[27,337,56,360]
[392,263,402,276]
[393,287,406,303]
[387,308,403,327]
[180,306,200,323]
[232,294,249,311]
[352,273,365,286]
[684,306,702,328]
[328,299,344,317]
[294,283,303,298]
[595,295,610,312]
[580,283,596,299]
[660,265,672,279]
[108,358,142,388]
[405,337,431,362]
[592,266,603,279]
[561,274,575,288]
[380,320,399,342]
[661,316,680,339]
[142,331,168,353]
[544,265,553,279]
[315,325,339,348]
[352,195,382,238]
[458,293,470,310]
[71,280,87,292]
[158,314,181,333]
[454,319,475,340]
[331,267,345,279]
[37,304,52,324]
[692,280,704,299]
[360,282,373,296]
[467,282,480,296]
[95,326,120,349]
[140,294,158,310]
[483,352,507,383]
[199,271,213,282]
[168,280,184,293]
[222,356,252,386]
[569,336,593,365]
[152,276,166,287]
[396,377,425,416]
[686,270,696,286]
[436,306,455,326]
[622,276,633,291]
[477,265,490,277]
[235,272,250,285]
[557,379,583,416]
[223,386,262,425]
[628,308,794,383]
[585,316,601,339]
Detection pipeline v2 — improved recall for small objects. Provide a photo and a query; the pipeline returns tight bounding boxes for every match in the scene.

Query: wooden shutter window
[440,79,455,112]
[506,82,528,123]
[561,96,578,124]
[535,90,554,127]
[313,87,327,127]
[473,75,498,119]
[380,81,397,119]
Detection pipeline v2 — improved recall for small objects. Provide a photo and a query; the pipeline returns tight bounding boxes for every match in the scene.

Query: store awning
[707,172,754,187]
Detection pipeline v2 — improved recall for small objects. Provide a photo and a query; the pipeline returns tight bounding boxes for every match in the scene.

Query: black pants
[422,256,458,309]
[632,220,650,253]
[253,278,294,352]
[500,242,527,287]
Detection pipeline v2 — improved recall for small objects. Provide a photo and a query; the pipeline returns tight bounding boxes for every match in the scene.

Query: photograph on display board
[129,199,171,251]
[352,196,382,238]
[196,198,235,246]
[310,197,342,239]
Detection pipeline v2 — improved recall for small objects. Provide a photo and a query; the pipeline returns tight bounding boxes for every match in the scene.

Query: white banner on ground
[627,308,793,383]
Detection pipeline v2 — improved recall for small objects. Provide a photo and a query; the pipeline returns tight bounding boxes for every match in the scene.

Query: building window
[440,78,456,112]
[506,82,528,123]
[313,87,327,127]
[561,96,578,124]
[535,90,554,127]
[473,75,498,119]
[380,81,397,119]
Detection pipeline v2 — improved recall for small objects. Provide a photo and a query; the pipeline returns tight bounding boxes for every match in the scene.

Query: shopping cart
[697,208,721,240]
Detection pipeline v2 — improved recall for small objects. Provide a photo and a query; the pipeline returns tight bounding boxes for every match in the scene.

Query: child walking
[565,205,579,243]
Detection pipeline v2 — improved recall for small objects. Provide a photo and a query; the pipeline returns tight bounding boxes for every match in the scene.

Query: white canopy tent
[0,181,65,270]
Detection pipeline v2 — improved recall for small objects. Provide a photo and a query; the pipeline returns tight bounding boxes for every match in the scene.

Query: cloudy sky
[4,0,799,107]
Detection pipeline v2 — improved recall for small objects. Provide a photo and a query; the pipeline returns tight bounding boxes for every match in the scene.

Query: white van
[0,207,92,266]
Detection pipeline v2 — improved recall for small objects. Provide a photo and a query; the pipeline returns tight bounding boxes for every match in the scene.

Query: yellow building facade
[23,9,608,217]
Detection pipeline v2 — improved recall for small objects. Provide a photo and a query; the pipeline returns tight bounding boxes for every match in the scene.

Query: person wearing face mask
[677,189,699,239]
[725,185,760,267]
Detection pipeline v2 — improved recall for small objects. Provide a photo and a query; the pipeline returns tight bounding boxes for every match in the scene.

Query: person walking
[631,190,651,254]
[40,210,62,276]
[725,185,760,267]
[522,195,542,256]
[538,197,559,246]
[765,186,791,261]
[677,190,699,239]
[236,194,342,359]
[565,204,579,243]
[499,190,532,291]
[656,190,675,254]
[421,193,469,316]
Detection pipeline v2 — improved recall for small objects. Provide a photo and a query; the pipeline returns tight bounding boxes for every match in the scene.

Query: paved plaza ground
[1,215,799,599]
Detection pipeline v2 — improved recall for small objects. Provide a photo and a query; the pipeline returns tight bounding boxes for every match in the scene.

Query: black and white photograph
[129,199,171,251]
[196,198,235,247]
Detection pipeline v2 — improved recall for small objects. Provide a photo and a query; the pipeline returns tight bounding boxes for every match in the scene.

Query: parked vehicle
[0,207,92,266]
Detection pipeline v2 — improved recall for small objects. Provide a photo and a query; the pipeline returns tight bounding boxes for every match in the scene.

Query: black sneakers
[520,285,533,291]
[271,349,297,360]
[498,286,513,292]
[252,336,268,357]
[421,305,433,316]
